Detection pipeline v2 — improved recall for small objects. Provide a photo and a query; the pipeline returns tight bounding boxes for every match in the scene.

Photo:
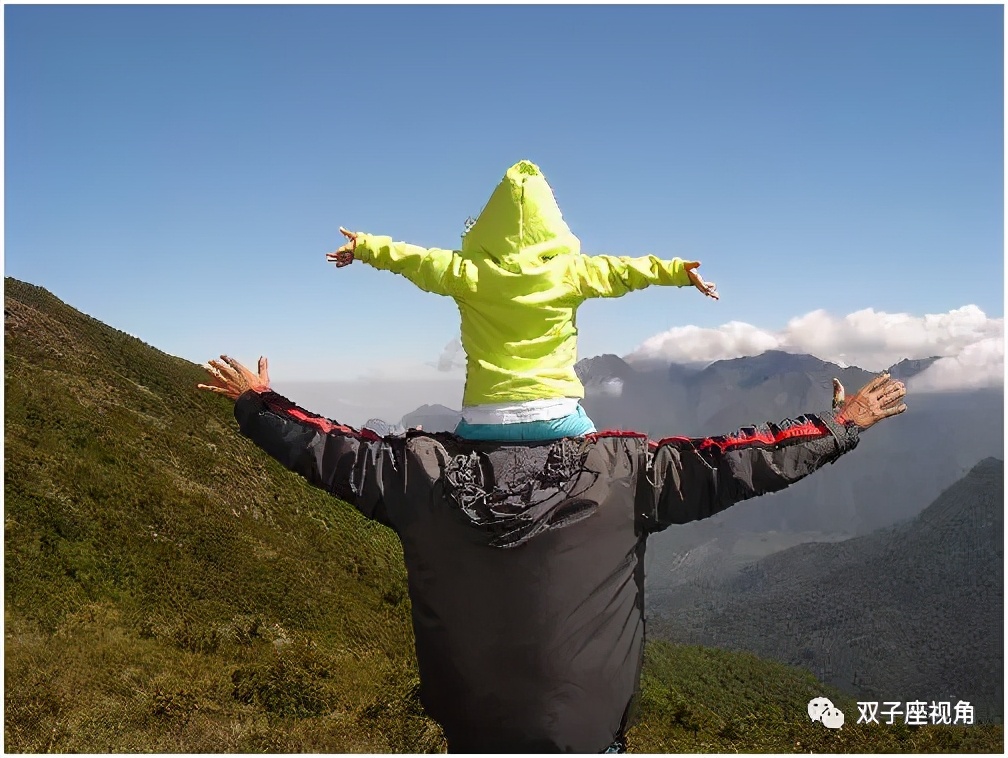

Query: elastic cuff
[672,257,693,287]
[820,410,859,453]
[233,389,276,432]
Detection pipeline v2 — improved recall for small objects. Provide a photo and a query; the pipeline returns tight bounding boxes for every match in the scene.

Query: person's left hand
[684,261,719,300]
[197,355,270,400]
[326,227,357,268]
[834,373,907,430]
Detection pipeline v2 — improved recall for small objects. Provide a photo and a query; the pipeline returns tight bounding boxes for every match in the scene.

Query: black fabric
[233,391,859,752]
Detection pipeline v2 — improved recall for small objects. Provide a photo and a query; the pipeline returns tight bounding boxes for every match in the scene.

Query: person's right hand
[684,261,719,300]
[197,355,271,401]
[834,373,907,430]
[326,227,357,268]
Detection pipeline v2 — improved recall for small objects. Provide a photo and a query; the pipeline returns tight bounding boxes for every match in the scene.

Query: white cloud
[906,337,1005,391]
[595,377,624,397]
[625,305,1004,390]
[628,321,780,367]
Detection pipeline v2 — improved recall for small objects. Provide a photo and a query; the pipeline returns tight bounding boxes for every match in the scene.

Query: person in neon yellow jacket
[328,159,719,441]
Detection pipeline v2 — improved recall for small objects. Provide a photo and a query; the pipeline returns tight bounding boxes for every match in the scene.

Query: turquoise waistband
[454,405,597,441]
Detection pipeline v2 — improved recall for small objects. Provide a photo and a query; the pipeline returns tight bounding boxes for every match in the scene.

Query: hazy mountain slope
[651,459,1004,722]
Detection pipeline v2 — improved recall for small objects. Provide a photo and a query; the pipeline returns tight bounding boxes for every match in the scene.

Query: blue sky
[5,5,1003,417]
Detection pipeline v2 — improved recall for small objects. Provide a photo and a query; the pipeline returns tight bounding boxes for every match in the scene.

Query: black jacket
[234,391,859,752]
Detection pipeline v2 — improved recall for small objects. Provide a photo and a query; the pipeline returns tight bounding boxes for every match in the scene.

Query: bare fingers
[207,358,236,378]
[878,382,906,403]
[196,383,232,396]
[695,278,718,300]
[881,402,908,418]
[866,372,891,393]
[203,362,227,382]
[220,354,247,374]
[873,380,905,406]
[325,248,354,267]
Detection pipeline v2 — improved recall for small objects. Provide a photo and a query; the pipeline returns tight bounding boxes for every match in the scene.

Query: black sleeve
[641,411,859,532]
[232,390,397,527]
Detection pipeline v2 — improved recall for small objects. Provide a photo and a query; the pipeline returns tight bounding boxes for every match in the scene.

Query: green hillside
[4,278,1002,753]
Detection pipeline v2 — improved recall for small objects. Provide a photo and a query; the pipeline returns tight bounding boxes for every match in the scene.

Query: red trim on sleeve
[654,417,829,453]
[285,406,355,435]
[260,393,395,442]
[263,394,357,436]
[654,435,691,446]
[586,430,649,442]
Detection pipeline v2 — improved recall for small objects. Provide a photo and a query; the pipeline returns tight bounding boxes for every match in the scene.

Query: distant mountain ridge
[408,351,943,436]
[651,458,1005,722]
[401,403,461,433]
[403,349,1001,535]
[576,349,939,437]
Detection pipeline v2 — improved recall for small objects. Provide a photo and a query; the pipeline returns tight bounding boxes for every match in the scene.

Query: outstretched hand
[197,355,271,401]
[684,261,718,300]
[834,373,907,430]
[326,227,357,268]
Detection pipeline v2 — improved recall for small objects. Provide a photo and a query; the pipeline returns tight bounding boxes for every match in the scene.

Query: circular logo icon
[821,706,845,729]
[807,696,834,722]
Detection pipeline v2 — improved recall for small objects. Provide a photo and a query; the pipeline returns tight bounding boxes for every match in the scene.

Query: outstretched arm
[198,355,395,527]
[572,254,718,300]
[643,374,906,530]
[327,227,466,297]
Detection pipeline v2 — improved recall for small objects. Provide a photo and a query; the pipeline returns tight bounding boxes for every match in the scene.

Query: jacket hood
[461,160,581,270]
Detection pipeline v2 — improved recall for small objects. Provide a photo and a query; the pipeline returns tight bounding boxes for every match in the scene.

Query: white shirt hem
[461,397,580,425]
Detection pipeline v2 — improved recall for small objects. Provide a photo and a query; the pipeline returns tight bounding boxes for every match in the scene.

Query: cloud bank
[625,305,1004,390]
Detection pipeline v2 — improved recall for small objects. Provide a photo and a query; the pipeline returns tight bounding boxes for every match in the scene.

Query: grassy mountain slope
[4,278,1002,752]
[4,278,432,752]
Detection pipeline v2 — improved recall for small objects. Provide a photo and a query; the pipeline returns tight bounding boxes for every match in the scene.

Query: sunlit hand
[197,355,271,401]
[684,261,718,300]
[325,227,357,268]
[835,373,907,430]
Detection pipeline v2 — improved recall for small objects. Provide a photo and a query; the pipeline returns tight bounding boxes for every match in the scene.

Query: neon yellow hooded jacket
[353,160,693,407]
